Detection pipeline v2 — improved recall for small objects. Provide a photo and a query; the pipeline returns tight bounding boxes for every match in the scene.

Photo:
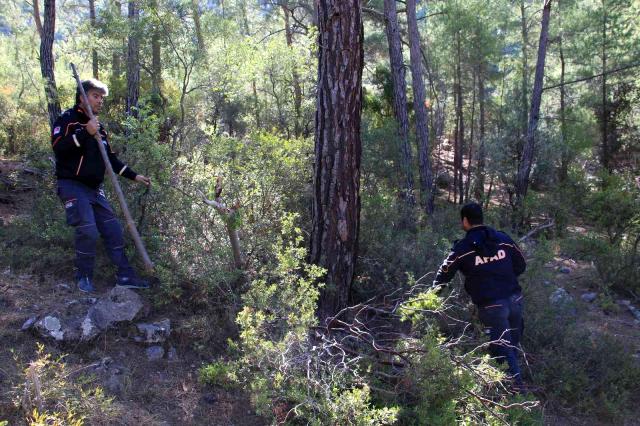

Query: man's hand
[135,175,151,186]
[86,118,99,136]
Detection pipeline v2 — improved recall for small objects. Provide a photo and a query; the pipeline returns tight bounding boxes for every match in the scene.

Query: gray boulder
[580,292,598,303]
[32,287,145,343]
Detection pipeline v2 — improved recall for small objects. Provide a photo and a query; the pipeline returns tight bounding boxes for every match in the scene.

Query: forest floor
[1,158,640,425]
[0,159,264,425]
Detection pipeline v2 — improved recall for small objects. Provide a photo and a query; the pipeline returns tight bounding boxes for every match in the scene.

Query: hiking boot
[78,275,96,293]
[115,275,150,290]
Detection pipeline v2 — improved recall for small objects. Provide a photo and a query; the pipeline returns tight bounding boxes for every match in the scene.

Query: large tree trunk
[311,0,363,318]
[89,0,99,79]
[37,0,61,129]
[515,0,552,214]
[282,5,303,137]
[384,0,415,206]
[406,0,434,214]
[126,0,140,117]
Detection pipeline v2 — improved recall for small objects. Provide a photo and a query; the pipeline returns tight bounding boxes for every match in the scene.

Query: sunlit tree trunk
[311,0,364,318]
[407,0,434,214]
[384,0,415,206]
[515,0,552,217]
[36,0,61,129]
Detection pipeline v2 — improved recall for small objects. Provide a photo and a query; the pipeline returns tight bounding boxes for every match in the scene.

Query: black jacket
[433,225,526,306]
[51,106,137,188]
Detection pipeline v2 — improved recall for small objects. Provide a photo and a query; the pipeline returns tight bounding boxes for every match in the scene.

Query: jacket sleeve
[51,114,92,154]
[433,244,463,286]
[506,236,526,276]
[104,135,137,181]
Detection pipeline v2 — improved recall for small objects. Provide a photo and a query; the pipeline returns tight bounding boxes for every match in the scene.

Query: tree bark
[406,0,434,214]
[89,0,99,78]
[311,0,363,318]
[515,0,552,214]
[37,0,61,129]
[384,0,415,206]
[126,0,140,117]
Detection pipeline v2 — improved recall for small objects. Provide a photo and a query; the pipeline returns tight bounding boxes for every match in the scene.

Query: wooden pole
[70,63,154,272]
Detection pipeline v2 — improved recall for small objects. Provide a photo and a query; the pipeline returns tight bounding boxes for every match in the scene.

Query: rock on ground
[29,287,146,343]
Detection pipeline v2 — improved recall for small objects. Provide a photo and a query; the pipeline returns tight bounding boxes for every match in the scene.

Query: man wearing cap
[51,78,151,293]
[433,202,527,386]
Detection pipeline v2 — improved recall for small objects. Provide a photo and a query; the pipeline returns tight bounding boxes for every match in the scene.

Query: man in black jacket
[433,202,527,385]
[51,79,151,293]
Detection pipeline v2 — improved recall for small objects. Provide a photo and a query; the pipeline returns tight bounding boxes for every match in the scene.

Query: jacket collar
[466,225,488,236]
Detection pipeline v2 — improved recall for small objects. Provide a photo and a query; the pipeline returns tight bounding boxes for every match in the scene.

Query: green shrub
[228,213,401,424]
[199,360,238,390]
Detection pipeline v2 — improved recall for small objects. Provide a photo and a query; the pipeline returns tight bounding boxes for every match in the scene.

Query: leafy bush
[220,213,400,424]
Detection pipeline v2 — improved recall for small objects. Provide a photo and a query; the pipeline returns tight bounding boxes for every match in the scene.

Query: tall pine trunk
[126,0,140,117]
[37,0,61,129]
[384,0,415,206]
[515,0,552,217]
[311,0,363,318]
[407,0,434,214]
